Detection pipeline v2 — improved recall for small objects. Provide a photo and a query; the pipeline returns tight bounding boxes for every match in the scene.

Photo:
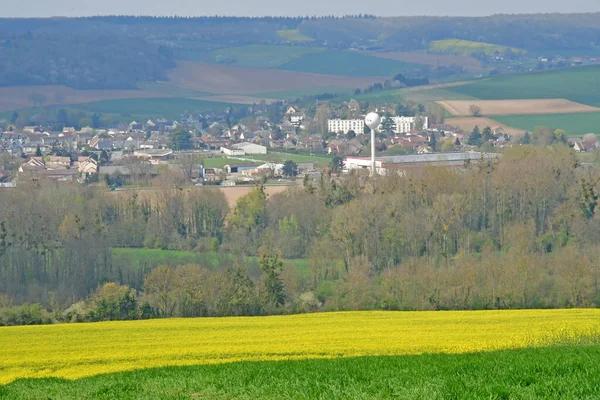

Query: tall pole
[371,128,376,177]
[365,112,380,177]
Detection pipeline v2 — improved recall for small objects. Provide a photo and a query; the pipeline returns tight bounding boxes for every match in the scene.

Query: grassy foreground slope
[1,310,599,384]
[448,66,600,106]
[494,112,600,135]
[3,346,600,399]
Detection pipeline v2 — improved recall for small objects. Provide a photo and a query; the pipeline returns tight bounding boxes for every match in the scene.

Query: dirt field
[445,117,527,136]
[437,99,600,117]
[167,61,382,95]
[0,85,166,113]
[113,185,293,210]
[370,52,483,71]
[219,185,292,208]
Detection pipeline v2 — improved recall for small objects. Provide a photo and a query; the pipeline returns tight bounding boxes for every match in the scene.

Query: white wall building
[221,147,245,156]
[232,142,267,155]
[328,119,365,134]
[380,116,429,134]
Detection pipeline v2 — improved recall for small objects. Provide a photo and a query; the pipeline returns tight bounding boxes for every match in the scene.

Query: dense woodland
[2,145,600,325]
[1,14,599,89]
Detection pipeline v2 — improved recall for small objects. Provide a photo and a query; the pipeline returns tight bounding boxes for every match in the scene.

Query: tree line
[2,145,600,325]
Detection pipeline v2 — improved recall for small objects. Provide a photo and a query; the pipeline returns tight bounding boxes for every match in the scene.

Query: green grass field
[2,346,599,399]
[244,152,333,168]
[430,39,526,56]
[493,112,600,135]
[73,98,238,118]
[277,29,314,42]
[202,157,259,169]
[448,66,600,106]
[279,50,424,77]
[198,45,325,69]
[111,248,310,276]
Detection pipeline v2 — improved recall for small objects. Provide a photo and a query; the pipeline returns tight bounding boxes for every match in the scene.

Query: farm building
[344,152,502,175]
[221,147,245,156]
[133,149,173,162]
[224,164,257,174]
[232,142,268,155]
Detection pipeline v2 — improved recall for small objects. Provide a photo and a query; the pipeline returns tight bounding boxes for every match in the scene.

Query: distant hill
[0,14,599,92]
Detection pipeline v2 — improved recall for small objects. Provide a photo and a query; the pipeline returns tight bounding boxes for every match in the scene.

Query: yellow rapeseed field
[1,309,599,384]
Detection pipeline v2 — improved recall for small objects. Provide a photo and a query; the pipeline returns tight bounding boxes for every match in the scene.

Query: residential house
[75,157,99,175]
[290,112,305,127]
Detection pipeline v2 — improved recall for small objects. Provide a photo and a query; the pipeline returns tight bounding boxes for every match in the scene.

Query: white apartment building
[380,116,429,134]
[328,119,365,134]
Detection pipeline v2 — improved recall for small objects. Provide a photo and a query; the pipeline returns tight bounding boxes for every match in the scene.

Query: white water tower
[365,112,381,176]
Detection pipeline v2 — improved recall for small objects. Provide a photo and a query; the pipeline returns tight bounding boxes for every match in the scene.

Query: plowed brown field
[0,85,164,112]
[167,61,382,95]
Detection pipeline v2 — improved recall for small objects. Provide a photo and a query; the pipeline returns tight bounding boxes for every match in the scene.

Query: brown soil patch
[446,117,526,136]
[438,99,600,117]
[370,52,483,71]
[168,61,382,95]
[112,185,293,210]
[219,185,291,208]
[0,85,165,113]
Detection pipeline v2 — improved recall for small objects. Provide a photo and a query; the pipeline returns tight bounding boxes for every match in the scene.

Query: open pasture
[199,45,324,69]
[494,112,600,135]
[1,309,598,384]
[167,61,381,95]
[438,99,600,116]
[448,66,600,107]
[72,98,238,118]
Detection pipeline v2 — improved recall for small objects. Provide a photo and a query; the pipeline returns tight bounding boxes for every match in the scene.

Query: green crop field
[111,248,310,276]
[201,157,259,169]
[448,66,600,107]
[494,112,600,135]
[430,39,526,56]
[279,50,424,77]
[277,29,315,42]
[245,152,333,167]
[197,45,325,69]
[2,345,599,399]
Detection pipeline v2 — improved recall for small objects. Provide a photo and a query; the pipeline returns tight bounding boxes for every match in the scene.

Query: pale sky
[1,0,599,18]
